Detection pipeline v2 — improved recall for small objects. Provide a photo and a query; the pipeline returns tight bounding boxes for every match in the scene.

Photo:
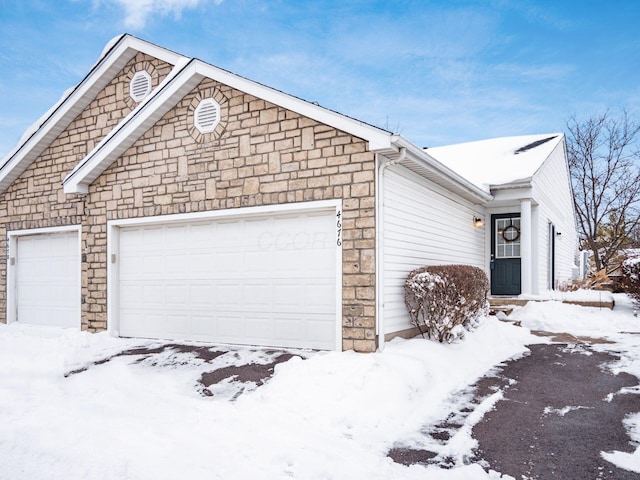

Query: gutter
[375,147,406,352]
[391,135,492,204]
[489,178,533,191]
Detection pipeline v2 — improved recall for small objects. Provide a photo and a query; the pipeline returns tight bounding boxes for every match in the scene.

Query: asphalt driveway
[473,343,638,479]
[390,340,640,479]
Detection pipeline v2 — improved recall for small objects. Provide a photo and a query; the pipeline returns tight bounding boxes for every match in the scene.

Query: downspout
[375,147,406,352]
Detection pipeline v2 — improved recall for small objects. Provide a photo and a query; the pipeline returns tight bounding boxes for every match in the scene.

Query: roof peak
[514,135,558,154]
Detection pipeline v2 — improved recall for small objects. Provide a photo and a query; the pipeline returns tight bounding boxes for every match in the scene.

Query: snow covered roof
[425,134,564,193]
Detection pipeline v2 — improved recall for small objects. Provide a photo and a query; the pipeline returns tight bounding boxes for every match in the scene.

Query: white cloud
[105,0,222,29]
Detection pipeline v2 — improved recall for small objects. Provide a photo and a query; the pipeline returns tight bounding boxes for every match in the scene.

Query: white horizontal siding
[532,141,579,291]
[382,166,485,335]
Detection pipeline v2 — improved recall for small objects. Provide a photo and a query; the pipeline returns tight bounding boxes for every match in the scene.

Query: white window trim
[6,225,82,326]
[106,200,343,350]
[495,217,522,259]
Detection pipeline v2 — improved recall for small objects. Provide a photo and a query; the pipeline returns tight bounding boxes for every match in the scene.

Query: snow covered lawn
[0,295,639,479]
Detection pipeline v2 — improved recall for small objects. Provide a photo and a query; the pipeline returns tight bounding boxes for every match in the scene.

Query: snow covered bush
[404,265,489,343]
[622,254,640,306]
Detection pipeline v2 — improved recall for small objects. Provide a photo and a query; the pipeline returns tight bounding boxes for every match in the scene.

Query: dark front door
[491,214,522,295]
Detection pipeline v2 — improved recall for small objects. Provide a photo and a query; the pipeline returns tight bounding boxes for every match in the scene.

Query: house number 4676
[336,211,342,246]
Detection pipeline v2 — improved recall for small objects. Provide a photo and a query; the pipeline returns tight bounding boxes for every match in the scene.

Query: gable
[1,52,180,224]
[531,137,575,216]
[427,134,564,192]
[0,35,182,194]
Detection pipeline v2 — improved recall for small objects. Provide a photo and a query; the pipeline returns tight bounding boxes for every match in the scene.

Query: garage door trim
[107,200,343,350]
[6,225,82,326]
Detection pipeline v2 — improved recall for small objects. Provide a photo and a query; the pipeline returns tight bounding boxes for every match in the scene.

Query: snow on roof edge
[425,133,564,192]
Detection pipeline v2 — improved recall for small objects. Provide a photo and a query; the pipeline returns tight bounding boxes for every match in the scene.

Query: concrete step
[488,296,615,314]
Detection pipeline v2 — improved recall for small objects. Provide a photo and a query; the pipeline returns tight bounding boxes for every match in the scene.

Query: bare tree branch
[566,110,640,272]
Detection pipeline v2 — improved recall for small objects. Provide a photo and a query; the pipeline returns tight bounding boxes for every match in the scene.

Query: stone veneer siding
[0,53,172,318]
[0,62,377,352]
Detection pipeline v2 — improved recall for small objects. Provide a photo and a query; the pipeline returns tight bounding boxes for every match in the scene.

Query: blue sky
[1,0,638,158]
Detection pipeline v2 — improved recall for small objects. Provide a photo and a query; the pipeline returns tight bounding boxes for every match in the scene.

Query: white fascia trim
[64,59,200,193]
[391,135,492,204]
[0,35,184,195]
[120,34,184,66]
[191,60,394,153]
[7,224,81,237]
[108,199,341,228]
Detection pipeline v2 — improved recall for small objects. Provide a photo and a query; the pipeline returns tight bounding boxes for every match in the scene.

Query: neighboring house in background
[0,35,579,352]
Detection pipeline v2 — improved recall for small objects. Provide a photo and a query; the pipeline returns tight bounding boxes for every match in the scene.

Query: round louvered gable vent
[130,71,152,103]
[194,98,221,133]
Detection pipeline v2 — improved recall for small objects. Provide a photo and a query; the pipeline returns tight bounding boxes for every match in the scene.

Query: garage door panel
[166,254,189,275]
[120,311,153,336]
[118,210,338,349]
[144,285,165,304]
[190,284,214,305]
[120,284,144,306]
[243,251,270,271]
[246,316,272,335]
[306,284,336,308]
[307,318,336,344]
[189,253,214,274]
[214,252,243,273]
[215,283,242,305]
[166,284,189,305]
[119,255,143,278]
[274,318,302,340]
[191,314,217,336]
[274,283,303,306]
[143,255,164,274]
[142,226,164,244]
[244,284,271,306]
[165,313,190,333]
[217,314,243,337]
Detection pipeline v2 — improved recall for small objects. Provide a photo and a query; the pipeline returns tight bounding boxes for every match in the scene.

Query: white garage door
[117,210,338,350]
[15,231,80,327]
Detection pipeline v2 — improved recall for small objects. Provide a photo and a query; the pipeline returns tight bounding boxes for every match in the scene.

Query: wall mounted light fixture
[473,216,484,228]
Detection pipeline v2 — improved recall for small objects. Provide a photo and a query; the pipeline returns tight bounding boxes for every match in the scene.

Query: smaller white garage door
[116,209,339,350]
[15,231,80,328]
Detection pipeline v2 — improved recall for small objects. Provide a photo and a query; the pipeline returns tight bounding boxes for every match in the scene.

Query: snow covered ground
[0,294,638,480]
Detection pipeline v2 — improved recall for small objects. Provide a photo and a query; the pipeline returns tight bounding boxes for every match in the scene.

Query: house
[0,35,579,352]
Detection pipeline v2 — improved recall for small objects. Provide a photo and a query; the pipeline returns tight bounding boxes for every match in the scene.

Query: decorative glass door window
[496,217,521,258]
